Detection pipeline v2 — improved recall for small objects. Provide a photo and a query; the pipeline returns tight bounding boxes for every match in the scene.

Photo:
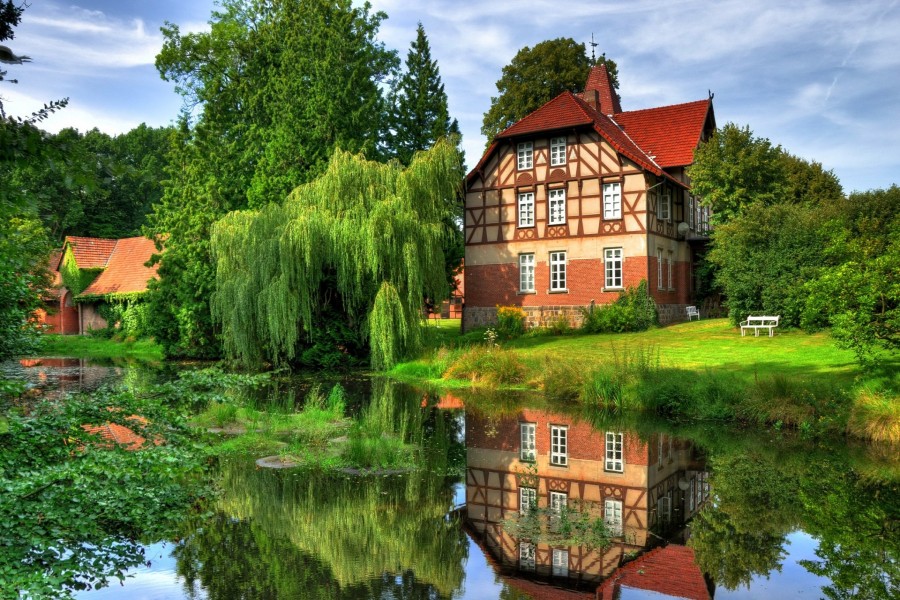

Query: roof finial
[590,33,598,65]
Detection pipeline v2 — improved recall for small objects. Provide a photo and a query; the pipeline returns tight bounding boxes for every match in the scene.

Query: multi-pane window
[550,137,567,166]
[552,549,569,577]
[548,189,566,225]
[549,251,566,292]
[603,182,621,219]
[695,201,702,233]
[658,192,671,221]
[520,487,537,514]
[689,477,696,512]
[604,248,622,288]
[520,422,536,461]
[605,431,624,472]
[517,142,533,170]
[518,192,534,227]
[519,254,535,293]
[549,490,567,532]
[550,491,568,515]
[657,248,664,290]
[550,425,568,466]
[519,542,536,570]
[667,250,674,290]
[688,195,695,228]
[604,499,624,536]
[658,493,672,526]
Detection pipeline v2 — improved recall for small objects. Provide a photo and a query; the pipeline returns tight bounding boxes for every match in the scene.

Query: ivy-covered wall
[58,245,103,297]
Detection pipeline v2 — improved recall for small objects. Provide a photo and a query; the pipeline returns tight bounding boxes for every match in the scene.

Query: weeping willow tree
[211,139,461,369]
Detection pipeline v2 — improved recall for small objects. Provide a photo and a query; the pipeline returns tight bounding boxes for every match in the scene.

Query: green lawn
[406,318,893,389]
[37,335,164,362]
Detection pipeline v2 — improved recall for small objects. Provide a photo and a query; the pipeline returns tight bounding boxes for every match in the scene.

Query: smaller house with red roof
[40,236,159,335]
[463,64,715,329]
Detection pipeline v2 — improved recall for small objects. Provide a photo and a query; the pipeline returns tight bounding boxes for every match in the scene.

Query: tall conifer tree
[386,23,460,166]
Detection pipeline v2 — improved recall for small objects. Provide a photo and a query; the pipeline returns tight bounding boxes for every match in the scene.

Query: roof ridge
[618,98,709,115]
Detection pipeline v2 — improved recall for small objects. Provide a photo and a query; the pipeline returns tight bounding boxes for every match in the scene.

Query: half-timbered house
[465,408,709,587]
[463,65,715,329]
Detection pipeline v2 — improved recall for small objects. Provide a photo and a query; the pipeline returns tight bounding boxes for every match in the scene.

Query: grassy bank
[396,318,900,443]
[36,334,164,362]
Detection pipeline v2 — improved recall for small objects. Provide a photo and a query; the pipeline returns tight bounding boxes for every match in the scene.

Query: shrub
[496,305,527,338]
[581,280,657,334]
[445,346,528,386]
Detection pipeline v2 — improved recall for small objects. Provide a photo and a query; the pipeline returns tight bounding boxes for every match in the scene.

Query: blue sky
[5,0,898,193]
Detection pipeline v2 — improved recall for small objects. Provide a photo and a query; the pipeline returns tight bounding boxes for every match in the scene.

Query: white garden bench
[740,315,780,337]
[686,306,700,321]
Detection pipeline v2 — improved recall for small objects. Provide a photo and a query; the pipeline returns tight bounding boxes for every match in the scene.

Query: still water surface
[6,358,898,599]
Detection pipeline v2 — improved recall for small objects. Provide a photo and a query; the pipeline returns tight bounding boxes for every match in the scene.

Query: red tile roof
[64,236,118,269]
[596,545,710,600]
[614,100,714,168]
[80,422,148,451]
[583,64,622,115]
[79,236,159,297]
[467,69,713,186]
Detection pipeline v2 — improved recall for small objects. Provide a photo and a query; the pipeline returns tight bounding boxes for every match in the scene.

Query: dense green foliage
[386,23,461,167]
[7,125,171,242]
[0,387,209,598]
[145,0,401,359]
[687,123,898,360]
[707,203,826,327]
[57,245,101,296]
[0,5,58,362]
[386,23,465,293]
[689,436,898,597]
[580,280,658,333]
[803,185,900,360]
[211,141,461,369]
[481,38,618,141]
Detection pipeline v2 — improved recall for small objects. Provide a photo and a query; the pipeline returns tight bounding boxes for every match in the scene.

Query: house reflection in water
[464,407,711,595]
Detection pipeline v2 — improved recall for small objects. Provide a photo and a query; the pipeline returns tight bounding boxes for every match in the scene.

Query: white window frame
[549,491,568,516]
[667,250,674,290]
[517,142,533,170]
[550,136,567,167]
[519,542,536,570]
[689,477,696,512]
[605,431,624,472]
[549,251,567,292]
[550,425,568,466]
[657,248,664,290]
[518,192,534,227]
[658,493,672,526]
[604,248,623,289]
[603,182,621,219]
[552,549,569,577]
[520,486,537,514]
[658,192,671,221]
[520,422,536,461]
[548,188,566,225]
[519,254,535,293]
[688,195,695,229]
[604,499,623,536]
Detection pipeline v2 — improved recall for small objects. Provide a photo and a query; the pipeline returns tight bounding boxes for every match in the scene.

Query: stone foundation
[463,302,691,331]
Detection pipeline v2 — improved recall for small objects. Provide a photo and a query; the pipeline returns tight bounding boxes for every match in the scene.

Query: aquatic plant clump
[211,140,462,370]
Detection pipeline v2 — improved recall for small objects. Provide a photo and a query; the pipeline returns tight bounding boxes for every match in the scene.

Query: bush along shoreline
[389,314,899,445]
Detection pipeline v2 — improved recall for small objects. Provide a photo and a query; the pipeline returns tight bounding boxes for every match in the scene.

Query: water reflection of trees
[175,380,468,598]
[688,433,899,597]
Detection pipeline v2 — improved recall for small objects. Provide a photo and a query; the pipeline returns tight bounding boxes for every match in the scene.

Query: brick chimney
[584,64,622,115]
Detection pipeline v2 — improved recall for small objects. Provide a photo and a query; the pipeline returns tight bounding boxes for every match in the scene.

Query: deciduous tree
[481,38,617,142]
[146,0,398,358]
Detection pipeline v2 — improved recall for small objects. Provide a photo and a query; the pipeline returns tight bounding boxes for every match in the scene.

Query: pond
[2,358,897,599]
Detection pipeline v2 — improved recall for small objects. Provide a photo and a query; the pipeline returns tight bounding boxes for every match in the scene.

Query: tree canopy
[481,38,617,142]
[211,140,461,370]
[146,0,401,358]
